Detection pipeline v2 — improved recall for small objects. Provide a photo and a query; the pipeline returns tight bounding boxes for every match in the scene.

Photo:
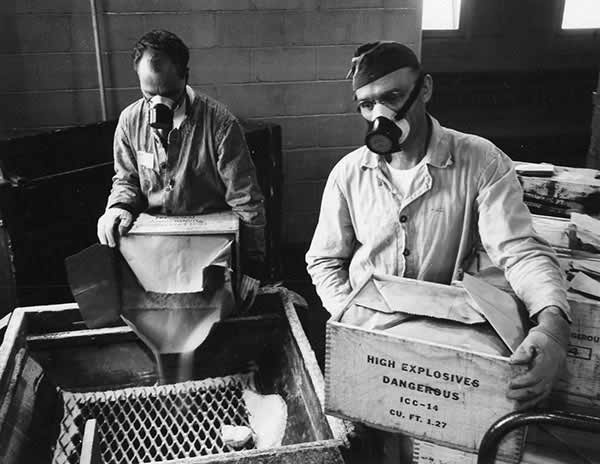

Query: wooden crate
[466,249,600,405]
[0,288,349,464]
[324,277,526,462]
[412,433,589,464]
[515,163,600,218]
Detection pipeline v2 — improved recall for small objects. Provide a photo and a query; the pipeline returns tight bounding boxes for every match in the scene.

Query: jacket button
[159,162,168,170]
[400,215,408,223]
[403,249,410,257]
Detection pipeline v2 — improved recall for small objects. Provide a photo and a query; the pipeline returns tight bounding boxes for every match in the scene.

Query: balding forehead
[138,50,177,74]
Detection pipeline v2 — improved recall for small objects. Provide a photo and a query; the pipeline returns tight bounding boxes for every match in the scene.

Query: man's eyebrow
[356,88,407,102]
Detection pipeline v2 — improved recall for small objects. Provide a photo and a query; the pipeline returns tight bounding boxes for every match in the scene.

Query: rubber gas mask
[361,73,424,159]
[148,95,178,132]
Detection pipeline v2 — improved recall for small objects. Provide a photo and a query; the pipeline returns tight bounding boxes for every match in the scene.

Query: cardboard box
[324,276,526,462]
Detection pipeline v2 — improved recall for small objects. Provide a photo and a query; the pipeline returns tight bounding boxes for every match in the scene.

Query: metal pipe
[89,0,107,120]
[477,410,600,464]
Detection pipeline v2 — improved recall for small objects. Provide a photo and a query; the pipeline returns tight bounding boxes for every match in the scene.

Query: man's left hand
[507,327,566,409]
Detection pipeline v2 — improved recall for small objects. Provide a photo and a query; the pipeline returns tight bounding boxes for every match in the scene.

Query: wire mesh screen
[52,373,256,464]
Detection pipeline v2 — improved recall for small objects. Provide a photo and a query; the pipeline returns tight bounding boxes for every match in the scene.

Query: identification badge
[137,151,155,169]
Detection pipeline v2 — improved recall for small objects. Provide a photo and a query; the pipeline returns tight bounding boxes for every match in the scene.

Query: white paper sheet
[119,234,232,293]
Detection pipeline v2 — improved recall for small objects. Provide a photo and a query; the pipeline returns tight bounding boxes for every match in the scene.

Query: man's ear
[422,74,433,104]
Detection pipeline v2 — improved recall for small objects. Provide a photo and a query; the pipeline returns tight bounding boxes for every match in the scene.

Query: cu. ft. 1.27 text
[388,409,447,429]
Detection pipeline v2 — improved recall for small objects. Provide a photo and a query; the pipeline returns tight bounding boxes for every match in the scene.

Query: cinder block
[320,0,383,8]
[253,47,316,82]
[215,83,285,118]
[284,147,349,182]
[382,8,419,43]
[251,0,317,9]
[143,13,217,48]
[0,90,101,128]
[106,52,137,88]
[104,0,251,12]
[22,53,98,91]
[283,12,324,46]
[317,113,365,147]
[217,12,285,47]
[285,10,390,45]
[282,81,355,116]
[284,180,326,213]
[384,0,420,8]
[1,15,71,53]
[69,14,96,52]
[254,116,319,149]
[13,0,90,13]
[189,48,251,84]
[317,45,356,80]
[102,14,145,51]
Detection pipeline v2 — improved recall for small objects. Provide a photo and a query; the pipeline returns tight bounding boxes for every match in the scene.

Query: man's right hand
[97,207,134,247]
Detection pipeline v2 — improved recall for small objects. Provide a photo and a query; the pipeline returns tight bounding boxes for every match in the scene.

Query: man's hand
[97,207,134,247]
[507,307,569,409]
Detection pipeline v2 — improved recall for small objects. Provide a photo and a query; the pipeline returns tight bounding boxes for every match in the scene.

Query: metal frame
[477,409,600,464]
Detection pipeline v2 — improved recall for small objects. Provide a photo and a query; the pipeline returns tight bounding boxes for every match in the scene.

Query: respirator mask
[363,73,425,159]
[147,95,178,132]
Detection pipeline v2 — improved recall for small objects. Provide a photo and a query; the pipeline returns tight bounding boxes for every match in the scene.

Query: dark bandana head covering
[347,41,420,91]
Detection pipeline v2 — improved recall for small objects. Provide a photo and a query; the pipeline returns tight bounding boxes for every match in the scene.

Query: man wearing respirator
[97,30,265,277]
[306,41,570,460]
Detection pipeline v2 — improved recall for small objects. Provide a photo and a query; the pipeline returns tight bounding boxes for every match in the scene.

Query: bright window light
[422,0,461,30]
[562,0,600,29]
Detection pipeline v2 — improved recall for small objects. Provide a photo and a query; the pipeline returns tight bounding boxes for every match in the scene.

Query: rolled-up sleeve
[216,119,266,263]
[107,114,146,214]
[306,173,356,319]
[476,148,571,321]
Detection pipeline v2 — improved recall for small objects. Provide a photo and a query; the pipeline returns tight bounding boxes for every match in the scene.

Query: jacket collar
[360,115,454,170]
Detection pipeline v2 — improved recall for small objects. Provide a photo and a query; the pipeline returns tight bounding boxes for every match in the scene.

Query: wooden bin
[324,276,526,463]
[0,287,349,464]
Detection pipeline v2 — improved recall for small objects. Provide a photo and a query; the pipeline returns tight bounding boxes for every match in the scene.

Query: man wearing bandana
[306,42,570,461]
[97,30,265,276]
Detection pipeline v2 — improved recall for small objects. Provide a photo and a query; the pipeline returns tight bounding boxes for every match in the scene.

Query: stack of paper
[571,213,600,252]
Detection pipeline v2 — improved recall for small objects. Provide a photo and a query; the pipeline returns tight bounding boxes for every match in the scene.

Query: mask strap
[393,73,425,121]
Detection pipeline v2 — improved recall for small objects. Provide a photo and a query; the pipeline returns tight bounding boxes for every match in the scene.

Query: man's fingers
[509,371,542,389]
[97,220,108,245]
[118,213,133,236]
[104,215,119,248]
[507,378,547,400]
[514,384,552,410]
[510,344,535,365]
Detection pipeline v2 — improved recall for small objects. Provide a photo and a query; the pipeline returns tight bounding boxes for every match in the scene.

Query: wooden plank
[517,164,600,217]
[0,309,27,397]
[0,353,48,464]
[80,419,101,464]
[274,287,349,444]
[531,214,573,250]
[325,321,525,461]
[128,211,239,236]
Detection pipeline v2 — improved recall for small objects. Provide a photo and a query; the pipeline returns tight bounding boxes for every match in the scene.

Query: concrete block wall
[0,0,422,246]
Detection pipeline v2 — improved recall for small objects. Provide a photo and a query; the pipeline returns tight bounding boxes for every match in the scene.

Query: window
[422,0,462,30]
[562,0,600,29]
